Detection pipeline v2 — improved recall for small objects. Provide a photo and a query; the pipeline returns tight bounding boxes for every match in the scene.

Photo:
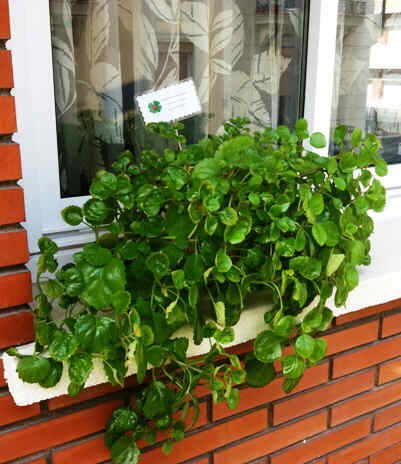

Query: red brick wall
[3,2,401,463]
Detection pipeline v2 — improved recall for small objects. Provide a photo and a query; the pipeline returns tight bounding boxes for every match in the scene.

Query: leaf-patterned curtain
[50,0,303,197]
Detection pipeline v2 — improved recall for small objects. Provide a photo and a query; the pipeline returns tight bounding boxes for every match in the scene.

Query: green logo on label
[148,101,162,114]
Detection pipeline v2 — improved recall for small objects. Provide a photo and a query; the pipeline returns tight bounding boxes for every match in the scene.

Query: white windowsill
[4,214,401,406]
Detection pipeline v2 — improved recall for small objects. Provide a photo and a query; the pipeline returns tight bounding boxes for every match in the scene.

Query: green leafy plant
[8,119,387,463]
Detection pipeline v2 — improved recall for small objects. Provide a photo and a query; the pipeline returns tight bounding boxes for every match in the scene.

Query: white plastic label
[136,79,202,124]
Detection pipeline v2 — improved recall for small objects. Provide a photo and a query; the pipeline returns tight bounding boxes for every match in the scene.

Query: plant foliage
[9,119,387,463]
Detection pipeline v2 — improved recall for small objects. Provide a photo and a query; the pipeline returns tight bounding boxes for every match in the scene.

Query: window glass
[50,0,308,197]
[332,0,401,165]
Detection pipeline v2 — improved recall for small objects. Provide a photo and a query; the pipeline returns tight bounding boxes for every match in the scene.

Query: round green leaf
[282,355,305,379]
[61,206,83,226]
[39,359,63,388]
[274,315,296,338]
[246,359,276,388]
[310,132,327,149]
[295,334,315,359]
[49,331,79,361]
[146,252,170,279]
[111,436,141,464]
[17,355,51,384]
[224,216,252,245]
[215,249,232,273]
[219,207,239,226]
[254,330,282,363]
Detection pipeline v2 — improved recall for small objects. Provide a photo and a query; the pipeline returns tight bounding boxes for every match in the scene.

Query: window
[49,0,308,198]
[332,0,401,167]
[10,0,401,259]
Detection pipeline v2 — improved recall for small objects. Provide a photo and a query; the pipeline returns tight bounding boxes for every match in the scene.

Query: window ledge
[4,215,401,406]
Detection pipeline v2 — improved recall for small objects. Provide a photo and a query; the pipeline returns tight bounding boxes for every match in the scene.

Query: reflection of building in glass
[333,0,401,164]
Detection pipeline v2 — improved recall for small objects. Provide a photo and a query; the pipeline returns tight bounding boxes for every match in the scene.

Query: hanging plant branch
[8,119,387,463]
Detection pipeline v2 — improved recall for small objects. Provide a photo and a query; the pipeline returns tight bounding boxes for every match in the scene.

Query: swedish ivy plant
[8,119,387,463]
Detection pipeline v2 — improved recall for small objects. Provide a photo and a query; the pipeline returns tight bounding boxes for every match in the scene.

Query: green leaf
[293,279,308,308]
[192,158,221,180]
[110,436,141,464]
[309,338,328,364]
[143,381,174,420]
[162,440,174,456]
[39,359,63,388]
[254,330,282,363]
[49,331,79,361]
[282,355,305,379]
[318,307,334,332]
[295,334,315,359]
[352,128,363,147]
[75,315,118,354]
[205,215,219,236]
[111,291,131,314]
[146,252,170,279]
[334,177,346,191]
[17,356,51,384]
[295,230,306,251]
[310,132,327,149]
[327,253,345,277]
[312,223,327,246]
[226,388,240,410]
[82,243,112,267]
[274,315,296,338]
[309,193,324,215]
[375,158,388,177]
[246,359,276,388]
[283,376,302,393]
[172,269,186,290]
[68,353,93,394]
[215,249,232,273]
[214,301,226,327]
[42,279,64,299]
[302,308,323,334]
[344,264,359,291]
[290,256,322,280]
[83,199,113,225]
[224,216,252,245]
[105,407,138,449]
[61,206,83,226]
[38,237,58,255]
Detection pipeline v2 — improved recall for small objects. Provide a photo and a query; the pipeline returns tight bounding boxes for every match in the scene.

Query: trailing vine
[8,119,387,463]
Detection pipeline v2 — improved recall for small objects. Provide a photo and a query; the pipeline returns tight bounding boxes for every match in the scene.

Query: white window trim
[8,0,401,258]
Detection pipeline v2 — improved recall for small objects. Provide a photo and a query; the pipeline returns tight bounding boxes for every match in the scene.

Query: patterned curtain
[49,0,300,197]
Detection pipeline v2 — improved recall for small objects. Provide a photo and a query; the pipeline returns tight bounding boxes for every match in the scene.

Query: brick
[370,441,401,464]
[214,362,328,420]
[332,380,401,427]
[0,400,122,463]
[142,409,267,464]
[53,436,109,464]
[382,312,401,337]
[0,96,17,134]
[328,421,401,463]
[0,393,40,426]
[336,299,401,325]
[0,187,25,225]
[271,417,371,464]
[214,411,327,464]
[0,360,5,387]
[379,358,401,384]
[374,401,401,431]
[0,0,10,39]
[0,270,32,309]
[0,144,22,181]
[0,50,12,88]
[0,310,33,348]
[0,228,29,267]
[325,320,379,355]
[274,370,374,425]
[48,382,123,410]
[26,460,47,464]
[333,335,401,378]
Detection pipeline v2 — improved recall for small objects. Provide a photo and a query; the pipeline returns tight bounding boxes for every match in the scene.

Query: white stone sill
[4,214,401,406]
